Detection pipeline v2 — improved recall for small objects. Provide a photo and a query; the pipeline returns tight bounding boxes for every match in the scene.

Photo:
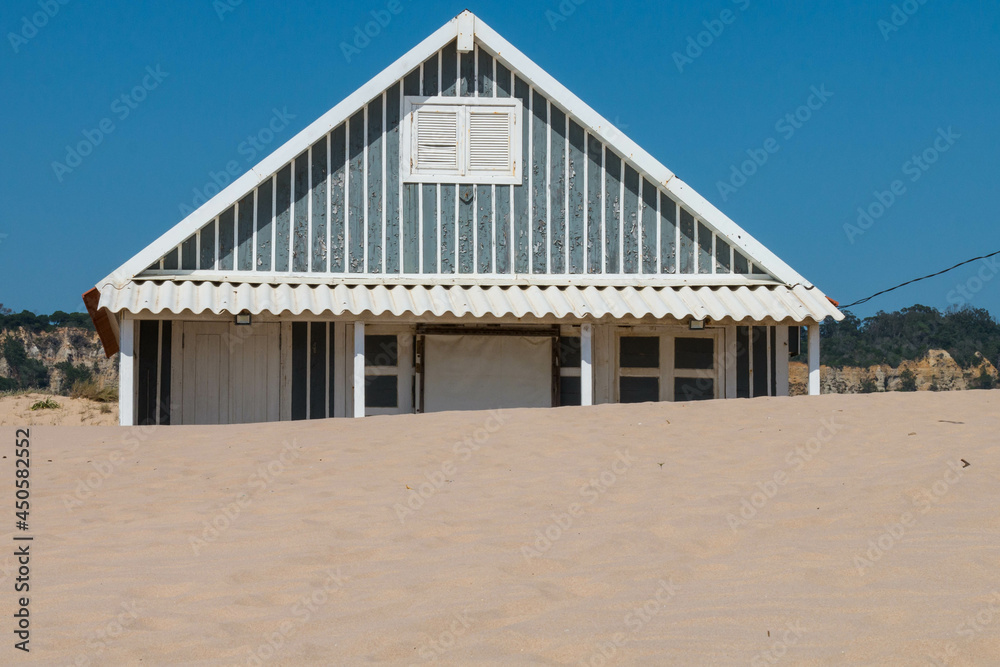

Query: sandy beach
[1,390,998,665]
[0,393,118,427]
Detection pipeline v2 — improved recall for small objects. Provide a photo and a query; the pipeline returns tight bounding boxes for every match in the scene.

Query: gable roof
[96,11,817,291]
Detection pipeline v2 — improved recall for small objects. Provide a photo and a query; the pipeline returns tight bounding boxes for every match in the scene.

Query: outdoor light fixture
[689,319,706,330]
[235,313,252,326]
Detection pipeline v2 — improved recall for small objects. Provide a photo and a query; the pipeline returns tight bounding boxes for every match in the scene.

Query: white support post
[119,313,135,426]
[580,323,593,406]
[353,322,365,418]
[808,324,821,396]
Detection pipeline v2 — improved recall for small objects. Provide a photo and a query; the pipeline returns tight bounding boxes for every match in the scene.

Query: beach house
[84,11,844,426]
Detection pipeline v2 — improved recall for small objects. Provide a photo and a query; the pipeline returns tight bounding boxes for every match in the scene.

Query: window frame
[401,96,522,184]
[615,326,723,403]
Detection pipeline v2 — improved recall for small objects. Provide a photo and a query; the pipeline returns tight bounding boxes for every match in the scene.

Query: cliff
[0,327,117,394]
[790,349,998,396]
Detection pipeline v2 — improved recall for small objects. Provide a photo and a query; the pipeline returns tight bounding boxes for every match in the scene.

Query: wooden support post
[808,324,821,396]
[353,322,365,418]
[119,313,135,426]
[580,323,593,406]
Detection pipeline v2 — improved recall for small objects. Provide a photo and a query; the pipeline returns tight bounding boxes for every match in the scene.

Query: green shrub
[30,398,59,411]
[898,369,918,392]
[1,336,49,390]
[55,361,93,392]
[969,367,997,390]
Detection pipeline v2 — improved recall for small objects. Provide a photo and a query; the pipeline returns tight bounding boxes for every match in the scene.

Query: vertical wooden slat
[531,90,547,273]
[311,137,328,272]
[327,324,336,418]
[496,62,512,98]
[159,321,171,425]
[329,127,346,272]
[256,178,273,271]
[458,185,475,273]
[477,184,492,272]
[513,76,531,273]
[641,179,657,273]
[348,110,365,273]
[136,320,158,426]
[697,221,713,274]
[291,322,307,420]
[366,98,383,273]
[422,53,439,97]
[736,326,750,398]
[753,326,769,398]
[423,183,438,272]
[181,235,197,271]
[460,50,474,97]
[716,237,732,273]
[440,185,457,273]
[586,135,603,273]
[660,193,677,274]
[622,165,640,274]
[402,71,420,273]
[478,49,494,97]
[237,193,255,271]
[200,222,216,270]
[567,121,585,274]
[218,207,235,270]
[679,208,695,273]
[384,86,400,273]
[603,148,621,273]
[310,322,326,419]
[292,152,309,272]
[441,40,458,96]
[274,167,292,272]
[549,106,567,274]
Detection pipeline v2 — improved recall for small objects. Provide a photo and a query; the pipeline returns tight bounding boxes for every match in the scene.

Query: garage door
[423,335,552,413]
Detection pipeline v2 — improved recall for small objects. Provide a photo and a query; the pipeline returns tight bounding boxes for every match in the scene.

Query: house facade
[84,12,843,426]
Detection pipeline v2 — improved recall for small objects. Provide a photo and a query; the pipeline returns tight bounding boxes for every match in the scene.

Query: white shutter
[468,110,512,172]
[415,108,459,172]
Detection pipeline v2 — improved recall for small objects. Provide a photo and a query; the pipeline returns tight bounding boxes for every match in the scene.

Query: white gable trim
[99,10,810,290]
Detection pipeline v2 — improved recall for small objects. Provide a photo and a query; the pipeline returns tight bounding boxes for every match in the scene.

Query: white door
[181,322,280,424]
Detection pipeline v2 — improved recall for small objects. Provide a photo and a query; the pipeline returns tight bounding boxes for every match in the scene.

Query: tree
[969,367,997,391]
[0,336,49,390]
[898,369,918,392]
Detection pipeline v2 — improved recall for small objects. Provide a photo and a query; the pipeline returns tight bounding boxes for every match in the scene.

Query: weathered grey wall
[155,40,761,278]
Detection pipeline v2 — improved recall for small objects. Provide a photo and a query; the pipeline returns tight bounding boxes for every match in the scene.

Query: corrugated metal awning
[96,281,844,323]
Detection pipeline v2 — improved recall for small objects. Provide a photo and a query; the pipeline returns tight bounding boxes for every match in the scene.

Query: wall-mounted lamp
[689,319,706,330]
[235,313,252,326]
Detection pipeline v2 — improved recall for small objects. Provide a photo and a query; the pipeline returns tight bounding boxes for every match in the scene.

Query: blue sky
[1,0,997,318]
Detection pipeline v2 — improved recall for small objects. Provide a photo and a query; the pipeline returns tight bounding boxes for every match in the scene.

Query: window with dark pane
[365,335,398,367]
[366,375,398,408]
[559,336,581,368]
[620,337,659,368]
[674,377,714,402]
[674,337,715,370]
[560,376,581,406]
[620,376,659,403]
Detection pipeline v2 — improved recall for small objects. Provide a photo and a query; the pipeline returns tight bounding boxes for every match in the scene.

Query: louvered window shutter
[468,110,512,173]
[414,108,459,172]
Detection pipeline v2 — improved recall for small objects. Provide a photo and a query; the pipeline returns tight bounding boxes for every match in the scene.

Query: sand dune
[0,393,118,426]
[2,391,998,665]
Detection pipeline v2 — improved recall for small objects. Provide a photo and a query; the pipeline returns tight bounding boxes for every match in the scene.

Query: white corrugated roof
[97,281,843,323]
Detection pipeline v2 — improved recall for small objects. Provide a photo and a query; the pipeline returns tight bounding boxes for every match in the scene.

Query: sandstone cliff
[790,349,998,396]
[0,327,117,394]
